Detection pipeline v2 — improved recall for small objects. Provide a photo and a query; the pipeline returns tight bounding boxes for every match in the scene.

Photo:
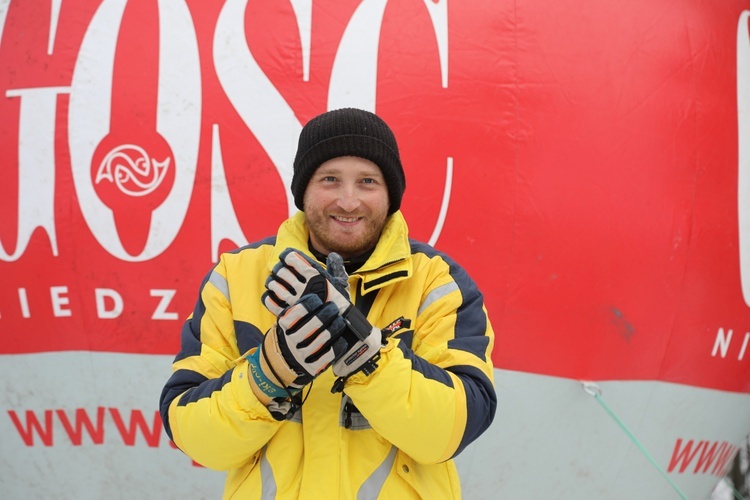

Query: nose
[336,183,361,212]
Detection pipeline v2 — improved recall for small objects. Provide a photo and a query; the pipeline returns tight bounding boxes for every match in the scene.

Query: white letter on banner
[214,0,300,219]
[51,286,72,317]
[68,0,201,262]
[1,87,68,261]
[739,332,750,360]
[150,289,178,320]
[738,10,750,307]
[95,288,123,319]
[711,327,732,358]
[18,288,30,318]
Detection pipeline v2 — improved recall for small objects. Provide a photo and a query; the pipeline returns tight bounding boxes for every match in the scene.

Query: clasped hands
[247,248,382,414]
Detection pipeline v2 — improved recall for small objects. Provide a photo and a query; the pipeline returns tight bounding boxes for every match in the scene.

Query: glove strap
[330,316,412,394]
[342,305,373,341]
[246,348,289,400]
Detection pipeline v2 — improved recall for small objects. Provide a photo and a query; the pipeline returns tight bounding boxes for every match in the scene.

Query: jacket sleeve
[159,254,281,470]
[344,253,496,464]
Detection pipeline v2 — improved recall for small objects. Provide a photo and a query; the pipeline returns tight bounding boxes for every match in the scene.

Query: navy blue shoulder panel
[225,235,277,255]
[409,240,489,361]
[173,236,276,363]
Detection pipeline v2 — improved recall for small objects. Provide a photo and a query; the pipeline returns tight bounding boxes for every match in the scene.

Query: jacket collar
[270,211,413,294]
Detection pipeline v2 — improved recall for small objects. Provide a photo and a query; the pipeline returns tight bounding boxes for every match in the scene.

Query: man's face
[303,156,390,259]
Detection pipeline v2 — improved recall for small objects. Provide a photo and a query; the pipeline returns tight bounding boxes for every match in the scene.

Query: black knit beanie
[291,108,406,214]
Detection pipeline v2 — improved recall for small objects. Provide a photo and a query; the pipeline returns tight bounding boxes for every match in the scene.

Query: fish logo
[94,144,170,197]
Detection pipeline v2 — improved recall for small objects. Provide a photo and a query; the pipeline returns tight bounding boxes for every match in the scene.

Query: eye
[361,178,376,184]
[322,175,337,182]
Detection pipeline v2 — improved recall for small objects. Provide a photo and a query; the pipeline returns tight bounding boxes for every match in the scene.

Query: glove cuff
[246,348,294,404]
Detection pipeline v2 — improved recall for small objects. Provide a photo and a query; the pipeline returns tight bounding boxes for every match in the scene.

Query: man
[160,108,496,499]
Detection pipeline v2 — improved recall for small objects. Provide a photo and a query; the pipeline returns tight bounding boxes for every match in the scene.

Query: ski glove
[263,248,351,316]
[262,248,383,392]
[247,294,347,417]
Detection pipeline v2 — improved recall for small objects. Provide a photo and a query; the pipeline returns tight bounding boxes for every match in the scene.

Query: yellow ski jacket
[160,211,496,499]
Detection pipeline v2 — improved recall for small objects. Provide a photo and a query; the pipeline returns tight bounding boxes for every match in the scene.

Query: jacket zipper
[344,402,353,429]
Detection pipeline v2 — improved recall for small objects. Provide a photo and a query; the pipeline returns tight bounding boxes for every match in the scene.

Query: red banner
[2,2,750,496]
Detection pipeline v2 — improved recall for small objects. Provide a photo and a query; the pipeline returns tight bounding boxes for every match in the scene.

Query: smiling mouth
[332,215,362,223]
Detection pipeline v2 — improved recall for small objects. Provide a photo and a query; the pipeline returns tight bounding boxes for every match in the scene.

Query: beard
[305,209,388,259]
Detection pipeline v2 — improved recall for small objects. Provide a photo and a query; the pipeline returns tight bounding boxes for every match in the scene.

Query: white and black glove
[262,248,383,392]
[246,294,347,419]
[263,248,351,316]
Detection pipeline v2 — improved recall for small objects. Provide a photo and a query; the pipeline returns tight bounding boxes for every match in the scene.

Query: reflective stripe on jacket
[160,211,496,499]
